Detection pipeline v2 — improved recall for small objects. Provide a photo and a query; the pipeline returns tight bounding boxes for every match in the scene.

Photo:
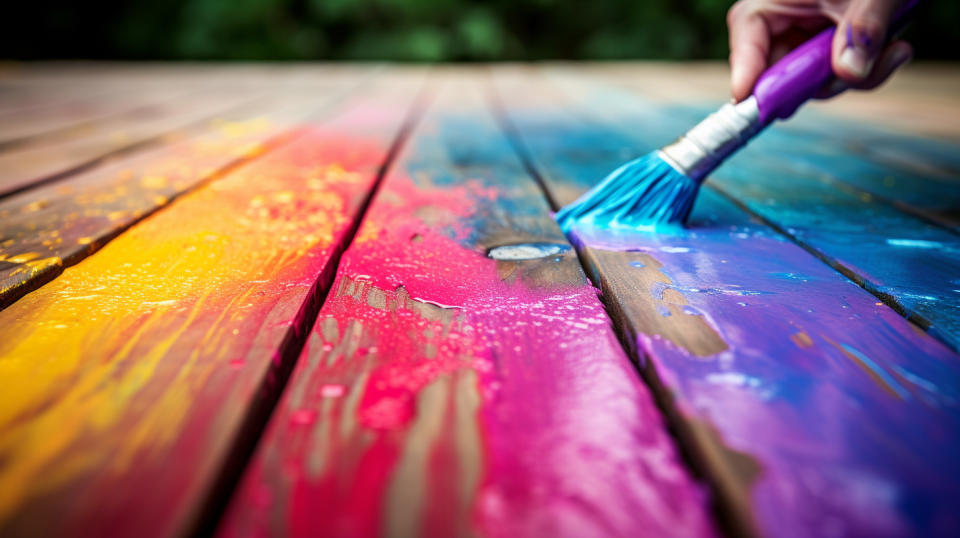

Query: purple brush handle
[753,0,919,124]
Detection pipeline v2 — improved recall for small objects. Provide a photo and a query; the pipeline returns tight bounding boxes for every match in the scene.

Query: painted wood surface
[557,64,960,215]
[659,101,960,232]
[0,77,422,538]
[0,79,366,310]
[218,78,717,538]
[545,72,960,354]
[493,68,960,537]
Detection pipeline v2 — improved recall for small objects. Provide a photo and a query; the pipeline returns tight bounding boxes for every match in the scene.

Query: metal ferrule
[658,96,765,183]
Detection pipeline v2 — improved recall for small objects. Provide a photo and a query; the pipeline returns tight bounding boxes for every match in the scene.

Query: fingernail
[840,47,870,77]
[841,26,875,78]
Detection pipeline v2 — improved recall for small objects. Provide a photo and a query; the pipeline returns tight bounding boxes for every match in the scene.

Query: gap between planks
[489,66,960,538]
[190,74,433,538]
[553,66,960,235]
[485,73,750,538]
[0,69,426,538]
[0,69,381,312]
[0,66,384,201]
[543,68,960,353]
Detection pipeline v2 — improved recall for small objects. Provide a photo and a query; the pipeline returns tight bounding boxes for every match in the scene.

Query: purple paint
[568,187,960,537]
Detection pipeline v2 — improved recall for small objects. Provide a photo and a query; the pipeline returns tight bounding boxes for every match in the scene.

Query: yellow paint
[0,131,378,525]
[139,175,169,189]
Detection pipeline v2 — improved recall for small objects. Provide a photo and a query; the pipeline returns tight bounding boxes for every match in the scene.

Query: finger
[728,1,771,101]
[816,39,911,98]
[851,39,912,90]
[768,25,819,65]
[831,0,901,82]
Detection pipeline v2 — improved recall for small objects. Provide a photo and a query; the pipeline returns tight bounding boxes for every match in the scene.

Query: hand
[727,0,914,101]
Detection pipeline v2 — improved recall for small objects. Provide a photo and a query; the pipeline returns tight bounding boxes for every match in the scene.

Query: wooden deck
[0,63,958,538]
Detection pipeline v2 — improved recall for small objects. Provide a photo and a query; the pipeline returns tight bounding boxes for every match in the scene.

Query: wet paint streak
[833,341,911,400]
[714,148,960,352]
[219,90,716,538]
[0,87,419,538]
[494,72,960,537]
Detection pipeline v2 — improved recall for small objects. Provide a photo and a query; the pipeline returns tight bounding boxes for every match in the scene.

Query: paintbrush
[556,1,918,233]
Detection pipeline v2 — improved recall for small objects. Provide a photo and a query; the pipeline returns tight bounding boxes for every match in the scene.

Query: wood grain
[0,88,202,148]
[0,91,267,197]
[494,67,960,538]
[0,76,370,311]
[218,75,717,538]
[0,75,423,538]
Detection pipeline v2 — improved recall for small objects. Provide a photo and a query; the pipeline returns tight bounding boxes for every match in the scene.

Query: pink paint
[220,111,717,537]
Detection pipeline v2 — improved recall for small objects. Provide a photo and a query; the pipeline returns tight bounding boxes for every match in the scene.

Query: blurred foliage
[1,0,955,61]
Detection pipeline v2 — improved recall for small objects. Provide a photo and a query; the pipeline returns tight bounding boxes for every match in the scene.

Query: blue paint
[554,153,699,233]
[886,238,944,249]
[839,342,912,399]
[564,84,960,352]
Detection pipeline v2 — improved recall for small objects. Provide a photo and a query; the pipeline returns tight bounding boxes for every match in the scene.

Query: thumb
[831,0,900,82]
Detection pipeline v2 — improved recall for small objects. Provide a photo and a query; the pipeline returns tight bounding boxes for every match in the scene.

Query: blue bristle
[555,152,700,233]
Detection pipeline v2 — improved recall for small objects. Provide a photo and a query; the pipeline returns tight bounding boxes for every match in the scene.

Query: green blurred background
[2,0,956,61]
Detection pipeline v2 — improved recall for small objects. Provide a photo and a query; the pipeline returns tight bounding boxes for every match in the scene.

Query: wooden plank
[545,72,960,353]
[218,75,717,538]
[0,88,201,148]
[0,64,374,140]
[0,77,367,311]
[0,90,264,198]
[653,103,960,231]
[0,73,424,538]
[493,67,960,538]
[0,82,123,116]
[567,64,960,190]
[571,62,960,141]
[746,124,960,231]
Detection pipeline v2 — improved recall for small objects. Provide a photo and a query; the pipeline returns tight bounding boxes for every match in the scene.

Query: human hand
[727,0,914,101]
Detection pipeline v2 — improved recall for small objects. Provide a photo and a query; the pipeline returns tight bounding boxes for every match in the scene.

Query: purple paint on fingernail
[846,25,875,50]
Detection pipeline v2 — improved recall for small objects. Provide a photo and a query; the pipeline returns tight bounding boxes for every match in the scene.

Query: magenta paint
[219,112,718,537]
